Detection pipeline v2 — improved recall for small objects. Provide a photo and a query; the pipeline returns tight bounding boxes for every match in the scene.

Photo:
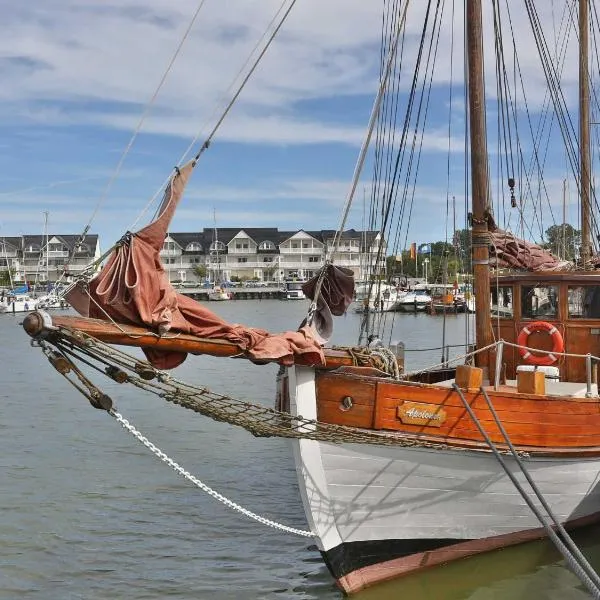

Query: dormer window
[185,242,203,252]
[259,241,275,250]
[210,241,226,252]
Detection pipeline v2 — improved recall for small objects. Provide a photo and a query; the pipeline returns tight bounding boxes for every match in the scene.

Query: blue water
[0,302,598,599]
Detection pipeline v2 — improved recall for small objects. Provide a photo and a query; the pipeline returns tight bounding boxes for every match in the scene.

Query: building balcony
[160,249,182,257]
[279,248,323,254]
[228,248,257,254]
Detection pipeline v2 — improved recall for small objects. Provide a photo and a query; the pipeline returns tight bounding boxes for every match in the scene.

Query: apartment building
[0,234,101,283]
[161,228,385,283]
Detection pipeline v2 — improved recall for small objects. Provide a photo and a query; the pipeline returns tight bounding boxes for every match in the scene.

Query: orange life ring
[517,321,564,366]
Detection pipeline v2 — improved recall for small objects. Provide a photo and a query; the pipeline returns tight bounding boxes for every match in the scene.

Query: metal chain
[109,409,313,538]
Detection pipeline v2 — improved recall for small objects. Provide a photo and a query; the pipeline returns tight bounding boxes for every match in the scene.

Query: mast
[579,0,592,267]
[466,0,493,369]
[212,208,221,284]
[44,211,49,285]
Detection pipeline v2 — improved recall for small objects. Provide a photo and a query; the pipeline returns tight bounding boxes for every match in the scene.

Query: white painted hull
[395,300,430,312]
[288,366,600,594]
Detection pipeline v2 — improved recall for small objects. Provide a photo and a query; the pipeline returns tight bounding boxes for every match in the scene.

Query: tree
[263,266,277,281]
[0,269,15,287]
[452,229,471,269]
[544,223,580,261]
[193,264,208,280]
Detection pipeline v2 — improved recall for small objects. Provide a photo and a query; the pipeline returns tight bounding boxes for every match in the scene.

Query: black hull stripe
[322,538,468,579]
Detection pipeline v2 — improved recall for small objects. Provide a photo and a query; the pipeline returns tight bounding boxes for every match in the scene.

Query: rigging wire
[132,0,299,230]
[58,0,300,295]
[85,0,210,238]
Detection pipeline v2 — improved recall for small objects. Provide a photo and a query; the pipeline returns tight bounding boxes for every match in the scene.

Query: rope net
[34,325,460,451]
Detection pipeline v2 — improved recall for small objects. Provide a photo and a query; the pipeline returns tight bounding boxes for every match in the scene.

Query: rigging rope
[56,0,300,295]
[31,325,482,451]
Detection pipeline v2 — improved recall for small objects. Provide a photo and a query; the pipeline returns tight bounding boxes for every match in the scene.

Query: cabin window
[491,286,514,317]
[520,285,559,319]
[568,286,600,318]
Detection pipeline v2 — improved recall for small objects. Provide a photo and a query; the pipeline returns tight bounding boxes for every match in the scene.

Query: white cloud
[0,0,583,146]
[0,0,589,248]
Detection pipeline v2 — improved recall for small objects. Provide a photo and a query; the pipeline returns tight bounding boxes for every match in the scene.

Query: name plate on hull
[397,402,447,427]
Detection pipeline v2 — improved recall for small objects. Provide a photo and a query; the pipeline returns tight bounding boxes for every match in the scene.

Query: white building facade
[0,234,101,284]
[160,228,385,283]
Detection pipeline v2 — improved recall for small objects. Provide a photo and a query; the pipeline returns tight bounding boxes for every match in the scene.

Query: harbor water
[1,300,599,599]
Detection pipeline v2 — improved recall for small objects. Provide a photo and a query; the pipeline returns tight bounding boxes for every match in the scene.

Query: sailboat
[19,1,600,596]
[207,214,231,301]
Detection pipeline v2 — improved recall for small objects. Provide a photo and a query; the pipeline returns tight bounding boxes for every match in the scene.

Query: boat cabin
[491,271,600,383]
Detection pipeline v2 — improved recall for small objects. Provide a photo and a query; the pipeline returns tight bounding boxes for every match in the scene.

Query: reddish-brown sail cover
[489,229,573,272]
[67,161,324,369]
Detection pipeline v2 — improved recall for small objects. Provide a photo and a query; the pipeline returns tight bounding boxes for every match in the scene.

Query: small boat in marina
[0,287,69,314]
[427,284,471,314]
[354,281,400,312]
[19,0,600,597]
[394,286,432,312]
[207,285,231,301]
[282,279,307,300]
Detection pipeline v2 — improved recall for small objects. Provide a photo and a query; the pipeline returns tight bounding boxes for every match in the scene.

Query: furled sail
[67,161,324,369]
[488,228,573,272]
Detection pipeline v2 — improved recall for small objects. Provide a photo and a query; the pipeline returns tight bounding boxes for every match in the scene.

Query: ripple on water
[3,307,600,599]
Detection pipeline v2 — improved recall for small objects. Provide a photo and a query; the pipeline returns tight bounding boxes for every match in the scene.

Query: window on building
[25,245,40,253]
[302,241,310,248]
[263,257,273,262]
[521,285,559,319]
[210,241,226,252]
[75,244,89,254]
[238,257,247,263]
[162,241,177,252]
[491,286,513,317]
[308,256,319,263]
[259,241,275,250]
[568,286,600,318]
[185,242,202,252]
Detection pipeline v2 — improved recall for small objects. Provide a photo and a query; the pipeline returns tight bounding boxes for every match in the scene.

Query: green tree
[544,223,580,261]
[0,269,15,287]
[193,264,208,280]
[452,228,471,269]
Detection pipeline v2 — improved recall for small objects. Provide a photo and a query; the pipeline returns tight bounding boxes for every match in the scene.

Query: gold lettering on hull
[397,402,447,427]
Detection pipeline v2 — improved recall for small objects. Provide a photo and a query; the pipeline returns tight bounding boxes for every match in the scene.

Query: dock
[175,284,288,301]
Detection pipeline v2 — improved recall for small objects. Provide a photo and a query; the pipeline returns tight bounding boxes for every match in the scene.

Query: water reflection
[1,303,598,599]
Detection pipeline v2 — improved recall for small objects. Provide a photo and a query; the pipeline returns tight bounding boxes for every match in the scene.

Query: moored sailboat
[19,0,600,596]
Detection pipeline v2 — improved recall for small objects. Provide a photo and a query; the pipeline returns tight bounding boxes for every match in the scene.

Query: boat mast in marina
[466,0,493,369]
[580,0,592,267]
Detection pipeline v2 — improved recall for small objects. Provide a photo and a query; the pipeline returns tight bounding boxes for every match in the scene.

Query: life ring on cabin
[517,321,564,366]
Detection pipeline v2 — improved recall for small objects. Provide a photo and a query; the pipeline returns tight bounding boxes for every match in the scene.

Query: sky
[0,0,594,252]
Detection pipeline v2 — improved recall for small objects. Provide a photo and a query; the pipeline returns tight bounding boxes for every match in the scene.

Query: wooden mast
[579,0,592,268]
[466,0,493,368]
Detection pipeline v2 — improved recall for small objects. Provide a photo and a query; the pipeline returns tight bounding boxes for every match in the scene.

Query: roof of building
[21,234,99,255]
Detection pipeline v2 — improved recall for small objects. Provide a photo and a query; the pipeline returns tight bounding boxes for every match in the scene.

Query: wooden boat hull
[288,366,600,595]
